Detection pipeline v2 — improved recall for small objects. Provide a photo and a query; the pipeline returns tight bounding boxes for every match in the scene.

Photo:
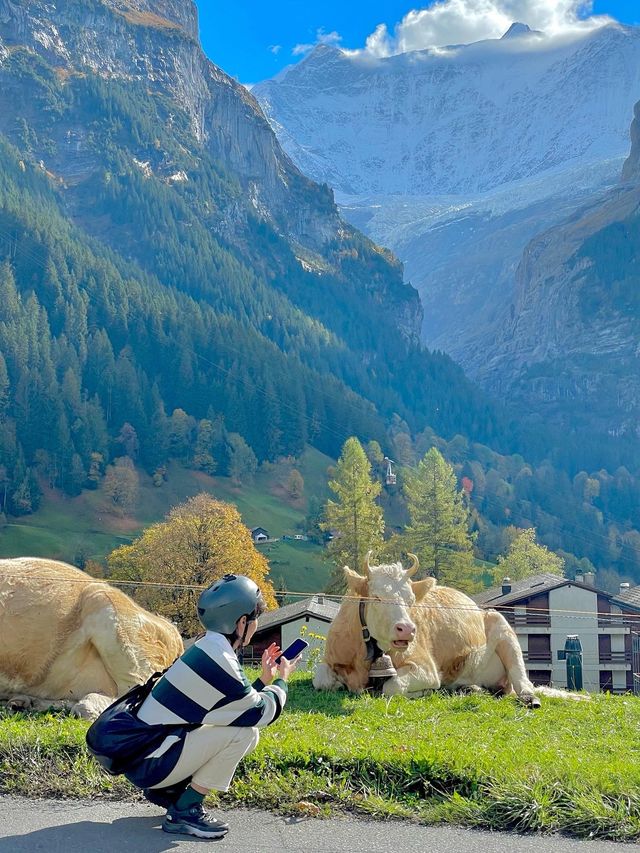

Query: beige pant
[150,725,260,792]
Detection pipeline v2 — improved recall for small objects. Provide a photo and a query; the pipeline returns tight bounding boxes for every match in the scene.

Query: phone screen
[275,637,309,664]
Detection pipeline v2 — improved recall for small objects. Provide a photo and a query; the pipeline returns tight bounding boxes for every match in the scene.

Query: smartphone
[275,638,309,664]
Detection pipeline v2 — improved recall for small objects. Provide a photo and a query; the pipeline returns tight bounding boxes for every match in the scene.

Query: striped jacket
[125,632,287,788]
[137,631,288,728]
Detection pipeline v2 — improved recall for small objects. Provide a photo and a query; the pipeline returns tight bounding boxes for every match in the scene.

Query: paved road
[0,796,631,852]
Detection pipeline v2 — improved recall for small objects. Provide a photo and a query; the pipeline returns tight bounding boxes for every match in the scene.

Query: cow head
[343,552,435,653]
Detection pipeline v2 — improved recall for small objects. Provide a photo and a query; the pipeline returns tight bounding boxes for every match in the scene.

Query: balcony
[506,612,551,628]
[523,650,552,663]
[598,650,631,665]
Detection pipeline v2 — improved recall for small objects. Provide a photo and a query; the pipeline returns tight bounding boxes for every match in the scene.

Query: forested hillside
[0,6,503,517]
[0,1,638,588]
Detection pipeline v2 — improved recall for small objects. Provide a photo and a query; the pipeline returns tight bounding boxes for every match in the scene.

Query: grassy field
[1,680,639,840]
[0,447,333,593]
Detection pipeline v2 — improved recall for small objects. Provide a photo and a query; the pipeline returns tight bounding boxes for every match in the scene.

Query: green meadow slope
[0,447,333,594]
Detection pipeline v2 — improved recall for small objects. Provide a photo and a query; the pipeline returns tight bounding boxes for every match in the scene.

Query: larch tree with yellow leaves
[107,492,276,636]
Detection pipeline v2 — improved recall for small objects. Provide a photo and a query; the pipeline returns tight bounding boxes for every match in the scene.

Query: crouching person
[124,574,298,840]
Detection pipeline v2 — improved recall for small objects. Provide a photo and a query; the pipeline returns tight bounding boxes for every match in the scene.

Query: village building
[248,595,340,670]
[250,527,269,544]
[473,573,640,693]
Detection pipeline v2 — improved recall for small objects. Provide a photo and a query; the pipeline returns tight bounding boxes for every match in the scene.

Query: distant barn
[251,527,269,543]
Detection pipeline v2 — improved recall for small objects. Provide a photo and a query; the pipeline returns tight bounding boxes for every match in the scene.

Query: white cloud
[292,28,342,57]
[362,0,613,57]
[269,44,282,55]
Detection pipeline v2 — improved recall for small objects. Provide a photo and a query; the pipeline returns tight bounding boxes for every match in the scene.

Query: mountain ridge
[253,22,640,449]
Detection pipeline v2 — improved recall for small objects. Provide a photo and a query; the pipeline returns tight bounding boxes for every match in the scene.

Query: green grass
[2,679,640,840]
[0,447,334,591]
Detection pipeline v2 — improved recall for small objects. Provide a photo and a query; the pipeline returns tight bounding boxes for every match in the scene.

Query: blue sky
[194,1,639,84]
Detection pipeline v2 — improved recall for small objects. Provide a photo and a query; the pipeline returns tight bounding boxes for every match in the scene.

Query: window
[598,634,612,663]
[528,670,551,686]
[599,670,613,692]
[527,634,551,663]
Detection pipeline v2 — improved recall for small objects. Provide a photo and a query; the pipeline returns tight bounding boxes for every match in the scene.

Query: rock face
[0,0,422,340]
[253,23,640,352]
[477,103,640,440]
[622,101,640,183]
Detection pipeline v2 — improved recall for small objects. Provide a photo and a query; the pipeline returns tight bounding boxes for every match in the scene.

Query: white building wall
[281,616,330,672]
[549,585,599,690]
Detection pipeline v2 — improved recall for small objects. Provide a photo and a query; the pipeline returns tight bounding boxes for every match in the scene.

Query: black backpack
[85,670,178,776]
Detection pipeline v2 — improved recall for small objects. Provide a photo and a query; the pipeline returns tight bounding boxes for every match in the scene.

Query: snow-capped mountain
[253,23,640,356]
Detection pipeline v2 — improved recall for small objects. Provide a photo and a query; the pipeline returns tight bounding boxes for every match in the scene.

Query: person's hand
[277,653,301,682]
[260,643,281,685]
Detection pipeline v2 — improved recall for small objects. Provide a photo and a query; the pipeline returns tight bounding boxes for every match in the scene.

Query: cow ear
[343,567,369,597]
[412,577,436,601]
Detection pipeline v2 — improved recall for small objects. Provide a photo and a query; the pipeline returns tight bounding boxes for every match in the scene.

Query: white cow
[0,557,183,718]
[314,554,566,705]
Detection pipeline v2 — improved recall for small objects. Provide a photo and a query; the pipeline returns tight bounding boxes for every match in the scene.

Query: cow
[313,553,550,706]
[0,557,183,719]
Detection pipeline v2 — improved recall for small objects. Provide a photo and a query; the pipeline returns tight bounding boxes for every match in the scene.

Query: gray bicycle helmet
[197,574,262,634]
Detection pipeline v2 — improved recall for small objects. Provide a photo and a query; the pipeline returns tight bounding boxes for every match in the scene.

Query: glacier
[253,22,640,363]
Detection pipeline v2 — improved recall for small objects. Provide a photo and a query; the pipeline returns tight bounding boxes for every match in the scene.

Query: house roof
[255,595,340,632]
[472,573,611,608]
[611,585,640,612]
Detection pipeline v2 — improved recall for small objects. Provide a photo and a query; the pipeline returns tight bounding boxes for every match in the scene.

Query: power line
[7,571,640,623]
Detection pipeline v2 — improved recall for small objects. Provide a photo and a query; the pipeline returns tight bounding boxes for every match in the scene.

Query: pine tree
[227,433,257,484]
[322,436,384,592]
[0,353,9,421]
[402,447,477,593]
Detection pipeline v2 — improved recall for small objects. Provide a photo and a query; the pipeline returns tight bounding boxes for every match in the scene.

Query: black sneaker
[162,803,229,839]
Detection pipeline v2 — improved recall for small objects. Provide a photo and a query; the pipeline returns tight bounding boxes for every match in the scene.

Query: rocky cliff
[476,102,640,442]
[0,0,422,340]
[622,100,640,183]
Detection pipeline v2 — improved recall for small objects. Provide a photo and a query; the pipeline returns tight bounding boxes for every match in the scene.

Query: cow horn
[406,553,419,577]
[364,550,374,577]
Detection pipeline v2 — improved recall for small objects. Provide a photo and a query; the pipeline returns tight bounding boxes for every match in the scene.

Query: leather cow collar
[359,599,383,663]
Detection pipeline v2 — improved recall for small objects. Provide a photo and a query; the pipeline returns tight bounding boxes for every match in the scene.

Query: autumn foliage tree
[107,492,277,636]
[494,527,564,583]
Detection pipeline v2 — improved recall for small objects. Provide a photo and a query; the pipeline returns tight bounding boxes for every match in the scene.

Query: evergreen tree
[402,447,477,592]
[192,418,217,475]
[227,433,257,484]
[322,436,384,592]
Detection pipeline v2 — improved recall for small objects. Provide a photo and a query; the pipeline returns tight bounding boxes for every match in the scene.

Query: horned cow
[0,557,183,719]
[313,553,545,705]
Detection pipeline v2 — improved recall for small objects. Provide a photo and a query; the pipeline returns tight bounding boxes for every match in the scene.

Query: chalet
[250,527,269,544]
[474,573,640,693]
[246,595,340,670]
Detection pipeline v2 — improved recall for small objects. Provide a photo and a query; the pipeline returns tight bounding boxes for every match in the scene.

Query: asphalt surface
[0,796,633,852]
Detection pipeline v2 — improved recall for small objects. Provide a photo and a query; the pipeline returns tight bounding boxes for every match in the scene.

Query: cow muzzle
[391,621,415,649]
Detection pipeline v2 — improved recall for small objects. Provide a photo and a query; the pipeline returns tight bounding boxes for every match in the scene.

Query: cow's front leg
[382,660,441,698]
[4,695,74,714]
[313,662,343,692]
[71,692,113,720]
